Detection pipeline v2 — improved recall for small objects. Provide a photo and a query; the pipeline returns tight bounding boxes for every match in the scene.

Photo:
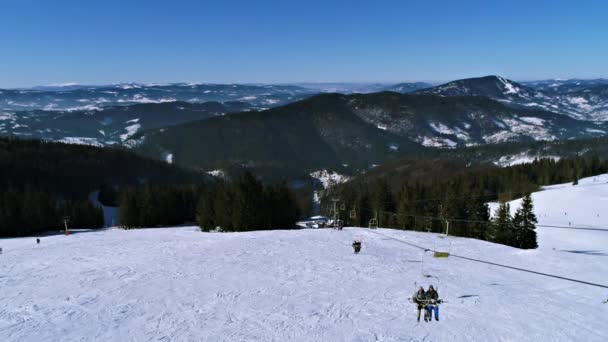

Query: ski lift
[433,220,451,258]
[368,211,378,229]
[334,219,344,230]
[349,208,357,219]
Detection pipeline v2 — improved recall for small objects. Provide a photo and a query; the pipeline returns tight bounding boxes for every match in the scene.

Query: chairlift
[349,208,357,219]
[433,220,451,258]
[369,211,379,229]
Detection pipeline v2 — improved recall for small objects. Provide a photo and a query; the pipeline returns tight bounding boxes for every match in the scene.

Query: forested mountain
[0,101,253,147]
[0,83,315,111]
[417,75,608,121]
[0,137,207,237]
[381,82,432,93]
[127,92,606,180]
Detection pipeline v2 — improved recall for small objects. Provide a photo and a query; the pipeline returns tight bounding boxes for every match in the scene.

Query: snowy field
[2,177,608,341]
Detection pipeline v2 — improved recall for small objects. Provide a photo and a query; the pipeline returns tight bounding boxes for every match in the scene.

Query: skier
[352,240,362,254]
[36,238,40,244]
[426,285,440,321]
[412,286,427,322]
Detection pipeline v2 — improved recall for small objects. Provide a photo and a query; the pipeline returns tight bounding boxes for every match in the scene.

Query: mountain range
[0,83,316,111]
[0,101,254,146]
[127,91,607,180]
[416,76,608,121]
[3,75,608,184]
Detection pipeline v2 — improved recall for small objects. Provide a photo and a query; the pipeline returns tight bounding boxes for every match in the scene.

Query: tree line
[322,157,607,249]
[0,190,103,237]
[0,136,206,237]
[119,172,301,231]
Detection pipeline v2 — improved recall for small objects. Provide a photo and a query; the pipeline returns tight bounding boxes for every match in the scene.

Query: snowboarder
[352,240,362,254]
[412,286,427,322]
[426,285,440,321]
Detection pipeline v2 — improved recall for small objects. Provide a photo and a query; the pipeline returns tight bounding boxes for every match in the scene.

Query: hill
[417,75,608,121]
[0,83,315,111]
[128,92,606,180]
[0,137,207,236]
[1,218,606,341]
[0,101,253,146]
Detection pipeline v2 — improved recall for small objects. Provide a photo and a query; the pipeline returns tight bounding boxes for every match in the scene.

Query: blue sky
[0,0,606,87]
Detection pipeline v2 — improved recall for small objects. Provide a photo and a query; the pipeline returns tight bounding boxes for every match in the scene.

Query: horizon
[5,75,608,90]
[1,0,607,88]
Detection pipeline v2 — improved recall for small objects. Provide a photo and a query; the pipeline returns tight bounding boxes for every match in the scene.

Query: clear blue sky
[1,0,606,87]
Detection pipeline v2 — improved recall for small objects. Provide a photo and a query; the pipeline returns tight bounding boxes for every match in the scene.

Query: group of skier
[412,285,441,322]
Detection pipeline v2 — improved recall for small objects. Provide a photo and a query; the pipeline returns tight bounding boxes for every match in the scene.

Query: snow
[117,95,175,104]
[264,99,279,105]
[1,220,607,341]
[489,173,608,231]
[420,136,458,148]
[309,170,351,189]
[568,96,593,111]
[376,124,387,131]
[0,112,17,121]
[518,117,545,126]
[494,153,560,167]
[427,122,471,142]
[207,169,226,178]
[47,82,80,87]
[56,137,104,147]
[498,76,520,94]
[120,123,141,141]
[429,122,454,135]
[162,152,173,164]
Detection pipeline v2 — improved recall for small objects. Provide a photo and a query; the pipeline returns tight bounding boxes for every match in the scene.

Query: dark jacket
[426,289,439,301]
[413,289,426,303]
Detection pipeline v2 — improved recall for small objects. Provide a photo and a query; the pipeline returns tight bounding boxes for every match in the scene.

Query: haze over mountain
[0,83,316,111]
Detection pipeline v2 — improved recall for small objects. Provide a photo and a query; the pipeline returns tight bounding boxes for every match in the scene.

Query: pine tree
[119,188,140,229]
[196,188,216,231]
[489,202,514,246]
[512,194,538,249]
[468,193,490,240]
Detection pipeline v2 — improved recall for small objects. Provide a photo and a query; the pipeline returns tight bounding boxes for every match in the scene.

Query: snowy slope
[1,221,607,341]
[489,173,608,251]
[3,175,608,341]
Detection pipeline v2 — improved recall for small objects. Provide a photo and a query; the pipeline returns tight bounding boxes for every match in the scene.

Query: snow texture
[120,124,141,141]
[309,170,351,189]
[1,175,608,341]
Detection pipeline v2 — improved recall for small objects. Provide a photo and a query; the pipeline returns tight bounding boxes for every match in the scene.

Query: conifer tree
[512,194,538,249]
[490,202,514,245]
[119,188,140,229]
[196,188,216,231]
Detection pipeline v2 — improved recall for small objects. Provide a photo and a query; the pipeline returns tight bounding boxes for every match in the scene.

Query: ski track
[2,177,608,341]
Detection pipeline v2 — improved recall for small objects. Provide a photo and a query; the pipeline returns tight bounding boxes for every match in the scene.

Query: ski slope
[1,177,608,341]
